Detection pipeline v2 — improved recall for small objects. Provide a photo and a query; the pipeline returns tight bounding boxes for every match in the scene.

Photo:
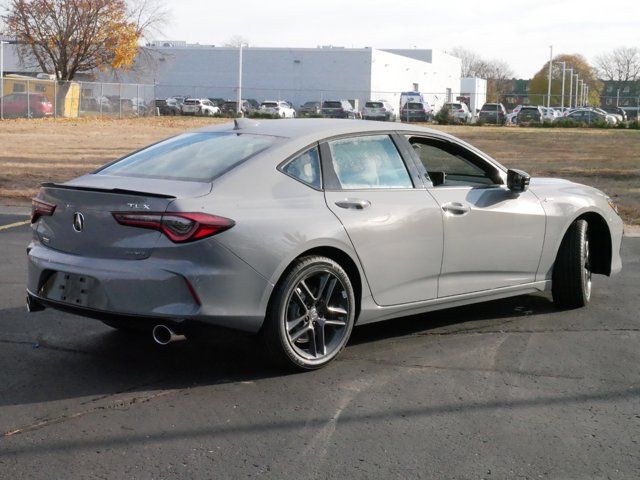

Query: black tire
[262,255,356,370]
[552,219,591,308]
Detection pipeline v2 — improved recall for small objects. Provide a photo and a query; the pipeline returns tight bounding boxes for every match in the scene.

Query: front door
[322,134,443,306]
[404,135,546,297]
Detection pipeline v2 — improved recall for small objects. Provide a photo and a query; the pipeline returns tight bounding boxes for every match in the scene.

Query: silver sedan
[27,119,623,369]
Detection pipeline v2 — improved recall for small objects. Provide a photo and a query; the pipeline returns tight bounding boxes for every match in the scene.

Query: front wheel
[552,219,591,308]
[262,256,356,370]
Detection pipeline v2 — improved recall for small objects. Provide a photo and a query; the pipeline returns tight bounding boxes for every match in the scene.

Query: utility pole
[237,43,244,117]
[0,40,6,120]
[547,45,553,107]
[566,68,574,110]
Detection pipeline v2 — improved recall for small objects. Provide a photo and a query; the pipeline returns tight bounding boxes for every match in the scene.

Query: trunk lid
[34,175,211,259]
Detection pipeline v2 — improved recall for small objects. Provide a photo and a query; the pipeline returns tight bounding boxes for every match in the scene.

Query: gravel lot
[1,215,639,479]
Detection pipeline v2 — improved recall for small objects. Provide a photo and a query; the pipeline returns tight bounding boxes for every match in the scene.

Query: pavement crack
[409,327,640,337]
[0,338,97,357]
[2,388,179,439]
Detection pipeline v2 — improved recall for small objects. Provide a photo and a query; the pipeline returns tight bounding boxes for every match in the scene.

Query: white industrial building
[108,43,464,112]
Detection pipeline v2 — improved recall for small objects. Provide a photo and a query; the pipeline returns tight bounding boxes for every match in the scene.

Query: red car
[1,93,54,118]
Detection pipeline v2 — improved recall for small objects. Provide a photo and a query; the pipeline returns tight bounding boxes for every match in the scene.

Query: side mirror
[507,169,530,192]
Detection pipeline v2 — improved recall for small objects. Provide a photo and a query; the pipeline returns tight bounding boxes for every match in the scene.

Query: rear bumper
[26,240,271,333]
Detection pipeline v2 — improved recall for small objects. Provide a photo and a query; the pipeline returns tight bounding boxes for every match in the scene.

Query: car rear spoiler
[40,182,176,199]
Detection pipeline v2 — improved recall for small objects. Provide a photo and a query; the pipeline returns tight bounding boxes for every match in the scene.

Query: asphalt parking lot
[1,212,639,479]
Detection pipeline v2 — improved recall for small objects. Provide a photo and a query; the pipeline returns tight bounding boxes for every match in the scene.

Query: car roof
[195,118,444,140]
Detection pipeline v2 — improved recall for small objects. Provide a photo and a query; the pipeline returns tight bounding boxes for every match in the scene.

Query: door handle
[441,201,470,216]
[335,199,371,210]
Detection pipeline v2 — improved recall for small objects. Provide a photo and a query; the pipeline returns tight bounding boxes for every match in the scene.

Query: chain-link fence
[0,77,156,119]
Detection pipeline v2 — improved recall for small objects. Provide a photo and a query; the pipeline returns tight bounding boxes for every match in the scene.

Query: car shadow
[0,293,557,409]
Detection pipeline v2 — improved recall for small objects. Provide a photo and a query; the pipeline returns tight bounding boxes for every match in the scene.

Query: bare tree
[223,35,250,48]
[450,46,482,77]
[595,47,640,83]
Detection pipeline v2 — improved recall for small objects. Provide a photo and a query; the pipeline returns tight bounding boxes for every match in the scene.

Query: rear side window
[282,147,321,189]
[328,135,413,190]
[98,132,277,182]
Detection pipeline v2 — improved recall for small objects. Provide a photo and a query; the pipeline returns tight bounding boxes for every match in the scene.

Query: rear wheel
[552,219,591,308]
[262,256,355,370]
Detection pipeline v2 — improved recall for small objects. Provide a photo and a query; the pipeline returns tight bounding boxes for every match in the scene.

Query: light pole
[0,39,6,120]
[566,68,574,110]
[236,43,247,117]
[573,74,579,108]
[547,45,553,107]
[558,61,567,111]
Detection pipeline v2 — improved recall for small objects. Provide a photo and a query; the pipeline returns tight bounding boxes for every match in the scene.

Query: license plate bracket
[42,272,96,307]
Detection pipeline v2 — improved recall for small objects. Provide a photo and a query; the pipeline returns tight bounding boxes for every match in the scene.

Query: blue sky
[160,0,639,78]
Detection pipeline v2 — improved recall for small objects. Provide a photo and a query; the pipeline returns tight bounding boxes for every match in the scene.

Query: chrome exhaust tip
[152,324,186,345]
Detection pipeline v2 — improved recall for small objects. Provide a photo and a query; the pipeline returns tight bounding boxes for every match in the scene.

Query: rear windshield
[407,103,423,110]
[184,99,199,105]
[366,102,383,108]
[447,103,462,109]
[481,104,500,111]
[261,102,278,107]
[98,133,278,182]
[323,101,342,108]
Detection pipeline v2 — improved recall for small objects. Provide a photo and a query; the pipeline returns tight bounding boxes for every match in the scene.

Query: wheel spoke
[299,280,315,303]
[293,288,310,311]
[307,326,317,357]
[326,306,347,316]
[290,325,310,343]
[287,314,307,333]
[315,323,326,357]
[323,318,347,327]
[316,273,331,302]
[322,277,337,305]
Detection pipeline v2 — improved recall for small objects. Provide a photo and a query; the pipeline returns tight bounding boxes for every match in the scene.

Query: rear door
[403,134,546,297]
[322,133,443,306]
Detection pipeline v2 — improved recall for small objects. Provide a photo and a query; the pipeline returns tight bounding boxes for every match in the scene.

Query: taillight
[112,212,234,243]
[31,197,56,223]
[458,109,465,113]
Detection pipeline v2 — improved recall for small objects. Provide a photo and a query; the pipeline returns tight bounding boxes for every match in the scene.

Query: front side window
[98,132,277,182]
[329,135,413,190]
[282,147,321,189]
[407,136,501,187]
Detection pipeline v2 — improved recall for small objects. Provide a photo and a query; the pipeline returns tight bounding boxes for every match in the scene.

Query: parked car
[362,100,396,121]
[400,102,432,122]
[542,107,562,122]
[602,106,627,122]
[221,100,254,116]
[181,98,220,116]
[27,119,623,370]
[399,91,426,111]
[444,102,472,124]
[321,100,358,119]
[478,103,507,124]
[156,98,182,116]
[1,93,53,118]
[566,109,617,126]
[506,105,523,125]
[260,100,296,118]
[299,101,321,116]
[589,107,619,124]
[517,105,544,125]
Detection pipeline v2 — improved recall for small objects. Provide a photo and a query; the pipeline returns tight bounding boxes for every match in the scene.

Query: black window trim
[400,132,507,188]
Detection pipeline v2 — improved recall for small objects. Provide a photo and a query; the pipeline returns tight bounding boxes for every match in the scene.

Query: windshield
[366,102,383,108]
[98,132,278,182]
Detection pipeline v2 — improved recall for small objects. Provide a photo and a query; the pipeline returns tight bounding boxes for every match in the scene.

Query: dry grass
[0,117,638,224]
